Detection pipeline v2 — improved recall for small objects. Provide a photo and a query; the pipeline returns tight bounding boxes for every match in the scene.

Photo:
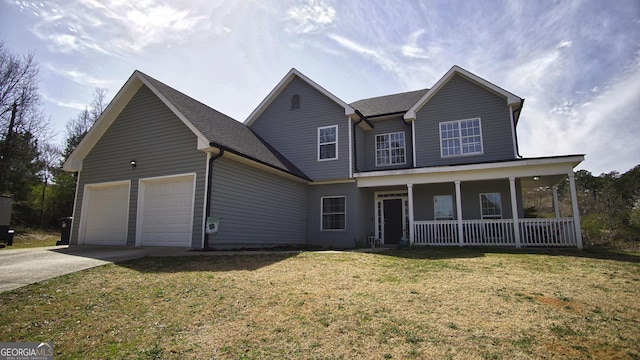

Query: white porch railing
[414,218,577,247]
[519,218,576,247]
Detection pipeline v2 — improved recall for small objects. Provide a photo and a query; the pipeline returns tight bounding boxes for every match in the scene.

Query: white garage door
[138,175,195,247]
[82,182,130,245]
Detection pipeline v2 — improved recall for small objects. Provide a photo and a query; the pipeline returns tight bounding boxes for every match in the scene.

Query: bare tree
[0,41,46,136]
[62,88,107,160]
[0,41,48,196]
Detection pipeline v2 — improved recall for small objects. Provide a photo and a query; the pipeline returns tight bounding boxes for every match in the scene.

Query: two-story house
[64,66,585,249]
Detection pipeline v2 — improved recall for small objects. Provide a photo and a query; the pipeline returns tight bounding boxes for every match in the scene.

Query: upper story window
[376,132,406,166]
[291,94,300,110]
[440,118,483,158]
[480,193,502,219]
[318,125,338,161]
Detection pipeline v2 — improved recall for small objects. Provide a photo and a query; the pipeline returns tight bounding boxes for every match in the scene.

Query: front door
[383,199,403,244]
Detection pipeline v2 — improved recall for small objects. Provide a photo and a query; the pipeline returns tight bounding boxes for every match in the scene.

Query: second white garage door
[137,174,195,247]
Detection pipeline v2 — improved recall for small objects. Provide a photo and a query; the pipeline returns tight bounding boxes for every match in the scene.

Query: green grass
[0,248,639,359]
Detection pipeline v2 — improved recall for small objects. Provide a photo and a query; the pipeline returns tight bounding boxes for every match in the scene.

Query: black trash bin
[0,226,7,247]
[6,229,14,246]
[0,196,12,247]
[57,217,72,245]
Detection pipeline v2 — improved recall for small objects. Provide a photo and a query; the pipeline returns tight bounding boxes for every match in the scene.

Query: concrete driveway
[0,245,191,292]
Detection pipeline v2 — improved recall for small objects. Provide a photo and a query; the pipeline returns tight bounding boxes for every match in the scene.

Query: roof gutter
[354,109,374,129]
[209,141,311,182]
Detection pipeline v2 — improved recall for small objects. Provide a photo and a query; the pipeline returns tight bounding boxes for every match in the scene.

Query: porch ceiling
[354,155,584,188]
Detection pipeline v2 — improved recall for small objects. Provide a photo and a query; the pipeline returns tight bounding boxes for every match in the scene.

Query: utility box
[0,196,13,246]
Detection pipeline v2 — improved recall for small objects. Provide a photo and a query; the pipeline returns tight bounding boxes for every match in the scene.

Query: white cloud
[41,94,87,111]
[44,64,121,89]
[401,29,432,59]
[557,40,572,49]
[518,55,640,174]
[286,0,336,34]
[327,33,408,81]
[22,0,214,55]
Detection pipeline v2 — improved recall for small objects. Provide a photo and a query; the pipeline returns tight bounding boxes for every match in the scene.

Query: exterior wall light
[130,160,137,169]
[533,176,540,181]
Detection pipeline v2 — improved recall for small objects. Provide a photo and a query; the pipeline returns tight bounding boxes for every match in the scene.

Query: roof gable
[404,65,523,121]
[244,68,356,126]
[63,71,308,180]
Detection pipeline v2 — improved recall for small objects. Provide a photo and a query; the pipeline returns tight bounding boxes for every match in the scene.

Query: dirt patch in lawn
[0,248,638,359]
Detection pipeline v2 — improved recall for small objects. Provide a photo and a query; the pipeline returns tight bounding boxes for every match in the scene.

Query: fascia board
[244,68,355,126]
[354,155,585,187]
[222,151,310,184]
[404,65,523,121]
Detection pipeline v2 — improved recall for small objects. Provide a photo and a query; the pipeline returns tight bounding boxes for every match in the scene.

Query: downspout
[203,147,225,249]
[512,99,525,158]
[352,116,363,174]
[352,109,372,174]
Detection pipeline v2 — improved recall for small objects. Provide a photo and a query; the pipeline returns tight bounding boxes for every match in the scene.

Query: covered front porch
[355,155,585,249]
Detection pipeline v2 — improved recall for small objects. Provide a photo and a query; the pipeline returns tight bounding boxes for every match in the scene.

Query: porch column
[407,184,415,245]
[552,185,561,218]
[455,180,464,246]
[568,172,584,249]
[509,177,521,248]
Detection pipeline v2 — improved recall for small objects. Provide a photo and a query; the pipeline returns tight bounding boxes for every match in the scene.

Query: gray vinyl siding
[413,179,522,221]
[209,157,307,247]
[363,116,413,171]
[414,74,516,167]
[70,85,207,248]
[307,182,369,248]
[413,183,457,220]
[250,77,350,181]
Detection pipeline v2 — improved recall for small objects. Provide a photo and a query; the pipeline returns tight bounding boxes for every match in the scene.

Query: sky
[0,0,639,175]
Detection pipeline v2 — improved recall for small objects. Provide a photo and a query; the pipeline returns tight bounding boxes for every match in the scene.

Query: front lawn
[0,248,638,359]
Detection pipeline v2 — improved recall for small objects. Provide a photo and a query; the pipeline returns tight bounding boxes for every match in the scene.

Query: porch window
[321,196,345,230]
[376,132,406,166]
[480,193,502,219]
[318,125,338,161]
[434,195,454,220]
[440,118,483,157]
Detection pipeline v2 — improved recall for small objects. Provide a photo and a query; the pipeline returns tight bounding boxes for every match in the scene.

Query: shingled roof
[137,72,309,180]
[350,88,429,118]
[64,70,308,180]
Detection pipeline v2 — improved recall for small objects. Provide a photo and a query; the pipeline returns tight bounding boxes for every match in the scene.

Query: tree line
[1,42,638,248]
[0,42,103,228]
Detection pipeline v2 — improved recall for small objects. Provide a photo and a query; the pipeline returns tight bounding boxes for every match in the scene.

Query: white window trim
[434,194,454,220]
[135,173,197,247]
[318,125,338,161]
[480,192,503,219]
[374,191,409,244]
[321,195,346,231]
[439,117,484,158]
[375,131,407,167]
